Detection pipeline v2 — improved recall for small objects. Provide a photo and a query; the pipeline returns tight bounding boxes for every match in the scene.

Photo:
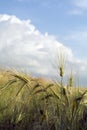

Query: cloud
[73,0,87,8]
[57,29,87,86]
[0,14,86,86]
[62,30,87,43]
[0,14,73,76]
[61,30,87,61]
[69,0,87,15]
[68,9,83,15]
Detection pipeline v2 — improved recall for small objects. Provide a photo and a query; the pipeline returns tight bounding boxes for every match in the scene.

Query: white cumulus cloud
[0,14,86,84]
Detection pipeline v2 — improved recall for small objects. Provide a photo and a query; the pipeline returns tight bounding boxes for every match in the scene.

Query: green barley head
[68,69,73,87]
[58,51,66,78]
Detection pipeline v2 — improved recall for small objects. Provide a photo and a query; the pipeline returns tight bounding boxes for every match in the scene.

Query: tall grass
[0,59,86,130]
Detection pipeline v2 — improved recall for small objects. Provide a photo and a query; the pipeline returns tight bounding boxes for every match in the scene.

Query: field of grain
[0,69,86,130]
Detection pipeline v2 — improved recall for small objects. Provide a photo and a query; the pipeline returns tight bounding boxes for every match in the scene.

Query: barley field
[0,68,86,130]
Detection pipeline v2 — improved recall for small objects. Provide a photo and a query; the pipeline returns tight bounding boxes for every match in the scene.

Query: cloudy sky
[0,0,87,86]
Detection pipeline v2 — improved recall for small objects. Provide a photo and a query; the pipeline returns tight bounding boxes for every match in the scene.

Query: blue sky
[0,0,87,53]
[0,0,86,33]
[0,0,87,86]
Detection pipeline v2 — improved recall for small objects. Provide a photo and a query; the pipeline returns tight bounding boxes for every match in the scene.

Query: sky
[0,0,87,86]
